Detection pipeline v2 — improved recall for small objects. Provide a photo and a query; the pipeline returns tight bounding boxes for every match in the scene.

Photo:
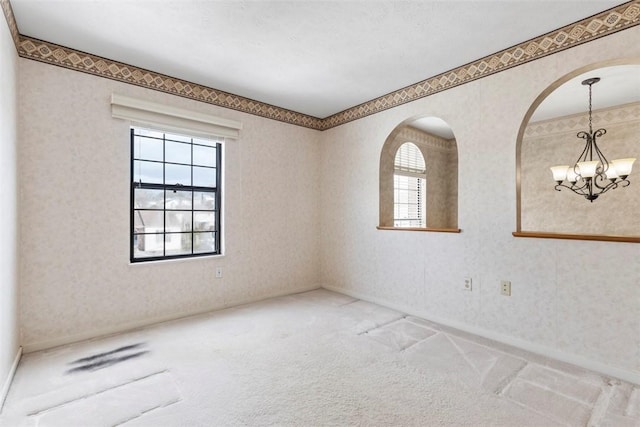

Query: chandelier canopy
[549,77,636,202]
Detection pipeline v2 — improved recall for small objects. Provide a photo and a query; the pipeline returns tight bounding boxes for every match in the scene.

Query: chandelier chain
[588,81,593,135]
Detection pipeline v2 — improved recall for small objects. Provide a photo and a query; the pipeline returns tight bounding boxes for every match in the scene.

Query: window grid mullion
[130,128,135,261]
[191,138,194,255]
[132,158,217,170]
[163,134,167,258]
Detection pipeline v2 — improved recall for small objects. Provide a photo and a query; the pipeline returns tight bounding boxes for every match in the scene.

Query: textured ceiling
[10,0,626,119]
[531,64,640,122]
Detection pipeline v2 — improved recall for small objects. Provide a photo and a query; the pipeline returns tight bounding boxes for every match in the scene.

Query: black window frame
[130,127,222,262]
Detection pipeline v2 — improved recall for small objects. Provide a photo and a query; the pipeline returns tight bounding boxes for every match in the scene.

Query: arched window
[394,142,426,227]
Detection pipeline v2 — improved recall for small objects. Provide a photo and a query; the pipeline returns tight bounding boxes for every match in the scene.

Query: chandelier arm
[556,181,589,196]
[575,131,592,164]
[555,182,595,199]
[593,179,618,194]
[593,180,613,191]
[617,178,631,188]
[593,174,616,190]
[572,179,591,192]
[576,179,599,201]
[591,129,610,171]
[554,183,577,193]
[593,128,607,138]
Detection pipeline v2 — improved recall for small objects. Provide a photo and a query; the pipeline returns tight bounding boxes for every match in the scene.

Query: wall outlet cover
[501,280,511,296]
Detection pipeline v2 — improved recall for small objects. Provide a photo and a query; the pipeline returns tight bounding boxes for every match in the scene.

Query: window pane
[194,212,215,231]
[193,166,216,187]
[165,141,191,164]
[193,137,221,147]
[192,145,216,167]
[394,170,425,227]
[134,210,164,231]
[133,136,163,161]
[194,191,215,210]
[134,128,164,139]
[166,210,192,232]
[165,190,192,210]
[165,133,191,143]
[165,163,191,186]
[394,142,425,173]
[397,204,409,219]
[165,233,192,256]
[133,160,163,184]
[398,189,408,204]
[133,233,164,258]
[194,232,215,254]
[134,188,164,209]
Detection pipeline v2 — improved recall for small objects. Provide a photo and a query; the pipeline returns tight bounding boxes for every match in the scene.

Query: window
[131,127,222,262]
[393,142,426,227]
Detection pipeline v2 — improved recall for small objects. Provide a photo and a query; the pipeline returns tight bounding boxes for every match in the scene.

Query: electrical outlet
[216,267,223,279]
[463,277,472,291]
[500,280,511,296]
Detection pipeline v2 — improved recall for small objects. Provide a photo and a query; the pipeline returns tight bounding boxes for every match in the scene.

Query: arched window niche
[378,116,460,232]
[515,60,640,243]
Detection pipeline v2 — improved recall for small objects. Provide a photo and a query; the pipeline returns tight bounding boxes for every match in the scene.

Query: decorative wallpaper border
[525,101,640,137]
[3,0,640,131]
[400,126,456,152]
[17,36,324,130]
[0,0,19,48]
[323,1,640,129]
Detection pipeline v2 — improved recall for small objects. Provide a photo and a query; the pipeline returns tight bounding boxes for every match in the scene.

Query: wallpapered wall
[0,14,18,400]
[320,27,640,381]
[522,102,640,235]
[18,60,321,350]
[14,15,640,382]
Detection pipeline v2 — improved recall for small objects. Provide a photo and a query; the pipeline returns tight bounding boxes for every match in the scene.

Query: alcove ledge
[377,226,461,233]
[512,231,640,243]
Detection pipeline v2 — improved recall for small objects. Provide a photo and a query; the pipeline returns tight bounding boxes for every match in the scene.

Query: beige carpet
[1,289,639,426]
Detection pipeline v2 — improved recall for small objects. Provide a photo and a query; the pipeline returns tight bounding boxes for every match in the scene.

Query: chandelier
[549,77,635,202]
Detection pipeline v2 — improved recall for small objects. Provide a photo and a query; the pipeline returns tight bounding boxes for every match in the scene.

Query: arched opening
[515,61,640,242]
[379,117,459,231]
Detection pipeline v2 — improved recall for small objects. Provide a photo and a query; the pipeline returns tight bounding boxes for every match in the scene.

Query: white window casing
[111,94,242,140]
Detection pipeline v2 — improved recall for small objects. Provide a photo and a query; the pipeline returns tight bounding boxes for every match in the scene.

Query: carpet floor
[1,289,639,426]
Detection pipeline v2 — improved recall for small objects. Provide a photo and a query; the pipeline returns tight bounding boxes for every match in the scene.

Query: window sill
[512,231,640,243]
[129,253,225,266]
[377,226,461,233]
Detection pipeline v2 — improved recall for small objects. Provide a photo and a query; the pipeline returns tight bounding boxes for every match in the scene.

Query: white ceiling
[531,64,640,122]
[410,117,455,140]
[11,0,626,119]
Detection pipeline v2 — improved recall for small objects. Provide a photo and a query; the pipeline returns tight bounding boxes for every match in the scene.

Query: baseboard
[23,284,321,353]
[1,346,22,413]
[322,285,640,386]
